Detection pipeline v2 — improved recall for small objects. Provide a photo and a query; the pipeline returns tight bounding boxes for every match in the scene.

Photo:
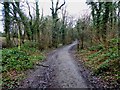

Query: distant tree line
[2,0,77,50]
[2,0,120,55]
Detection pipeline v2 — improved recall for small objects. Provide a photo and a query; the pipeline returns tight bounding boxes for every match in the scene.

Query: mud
[18,41,90,89]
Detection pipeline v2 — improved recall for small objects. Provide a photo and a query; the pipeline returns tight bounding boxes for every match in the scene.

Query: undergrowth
[1,41,45,89]
[77,38,120,87]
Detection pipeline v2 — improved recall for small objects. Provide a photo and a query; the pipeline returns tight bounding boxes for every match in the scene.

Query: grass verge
[1,41,45,89]
[76,38,120,88]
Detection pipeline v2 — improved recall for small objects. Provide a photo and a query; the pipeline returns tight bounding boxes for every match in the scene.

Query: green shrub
[94,51,118,75]
[2,41,45,89]
[88,49,103,60]
[21,41,39,49]
[109,38,118,46]
[2,48,33,72]
[88,44,104,51]
[94,59,110,75]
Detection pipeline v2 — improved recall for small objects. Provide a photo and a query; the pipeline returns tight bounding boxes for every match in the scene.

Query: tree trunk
[102,2,110,44]
[4,2,11,47]
[118,1,120,56]
[50,0,65,47]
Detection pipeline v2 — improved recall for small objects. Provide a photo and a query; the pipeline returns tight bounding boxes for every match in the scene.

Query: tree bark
[4,2,11,47]
[118,1,120,56]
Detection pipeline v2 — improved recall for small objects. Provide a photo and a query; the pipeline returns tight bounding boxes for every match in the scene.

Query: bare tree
[50,0,65,47]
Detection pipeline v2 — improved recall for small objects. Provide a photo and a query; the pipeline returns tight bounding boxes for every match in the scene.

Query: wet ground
[18,41,91,89]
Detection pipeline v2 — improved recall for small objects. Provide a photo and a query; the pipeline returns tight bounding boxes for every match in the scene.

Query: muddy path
[18,41,90,88]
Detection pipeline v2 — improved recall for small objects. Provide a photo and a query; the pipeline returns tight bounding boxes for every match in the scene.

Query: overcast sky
[39,0,90,17]
[0,0,90,32]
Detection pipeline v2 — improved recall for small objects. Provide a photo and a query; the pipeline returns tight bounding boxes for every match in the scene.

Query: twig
[36,63,49,67]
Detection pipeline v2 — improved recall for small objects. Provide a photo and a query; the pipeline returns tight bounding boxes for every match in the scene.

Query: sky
[39,0,90,17]
[0,0,90,32]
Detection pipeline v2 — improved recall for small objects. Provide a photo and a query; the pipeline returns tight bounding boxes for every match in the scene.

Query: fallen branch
[36,63,49,67]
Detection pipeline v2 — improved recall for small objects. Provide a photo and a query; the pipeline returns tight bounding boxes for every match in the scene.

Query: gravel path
[18,41,89,88]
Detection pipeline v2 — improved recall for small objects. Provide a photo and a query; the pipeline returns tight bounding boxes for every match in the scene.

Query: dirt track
[19,41,89,88]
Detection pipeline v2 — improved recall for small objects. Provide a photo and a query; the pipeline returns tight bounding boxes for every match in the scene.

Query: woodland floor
[18,41,108,89]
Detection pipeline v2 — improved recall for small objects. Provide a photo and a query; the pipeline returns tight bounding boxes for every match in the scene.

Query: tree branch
[57,0,65,10]
[26,1,32,20]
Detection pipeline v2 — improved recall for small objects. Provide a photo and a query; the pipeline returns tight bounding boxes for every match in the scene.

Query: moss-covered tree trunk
[102,2,110,43]
[118,1,120,56]
[4,2,11,47]
[50,0,65,47]
[12,3,32,40]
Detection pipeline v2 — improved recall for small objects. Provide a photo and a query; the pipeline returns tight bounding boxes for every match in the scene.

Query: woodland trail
[19,41,89,88]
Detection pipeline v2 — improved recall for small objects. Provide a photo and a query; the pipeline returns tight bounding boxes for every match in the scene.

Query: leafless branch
[26,1,32,20]
[50,0,54,12]
[57,0,65,10]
